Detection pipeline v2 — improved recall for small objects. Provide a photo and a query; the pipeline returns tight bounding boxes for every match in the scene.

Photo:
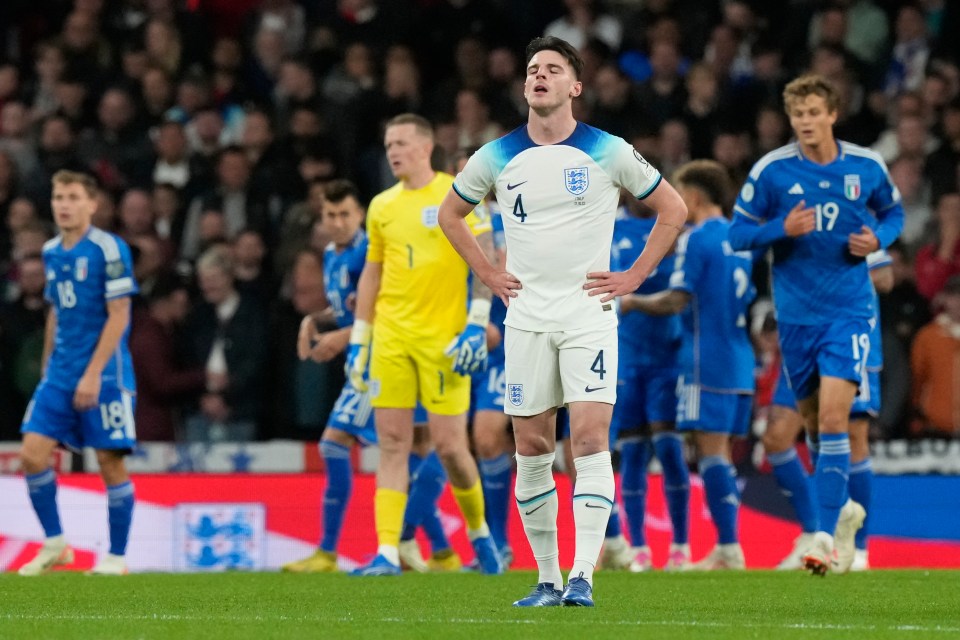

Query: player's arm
[41,308,56,376]
[729,199,815,250]
[585,181,688,303]
[870,264,894,294]
[343,260,380,389]
[620,289,691,316]
[849,202,906,257]
[73,297,130,410]
[439,190,520,307]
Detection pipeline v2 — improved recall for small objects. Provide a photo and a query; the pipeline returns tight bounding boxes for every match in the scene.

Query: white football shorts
[503,325,618,416]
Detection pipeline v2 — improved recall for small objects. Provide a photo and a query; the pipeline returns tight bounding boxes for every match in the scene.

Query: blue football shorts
[22,379,137,451]
[778,318,872,402]
[676,378,752,436]
[327,381,429,446]
[611,365,678,437]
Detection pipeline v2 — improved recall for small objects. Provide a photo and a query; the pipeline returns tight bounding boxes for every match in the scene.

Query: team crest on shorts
[564,167,589,195]
[844,174,861,200]
[508,384,523,406]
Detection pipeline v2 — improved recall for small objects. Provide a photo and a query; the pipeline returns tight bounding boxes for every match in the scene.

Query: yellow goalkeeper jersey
[366,171,490,340]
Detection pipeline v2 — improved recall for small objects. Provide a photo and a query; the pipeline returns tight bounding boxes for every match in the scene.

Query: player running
[440,36,687,606]
[19,170,138,576]
[623,160,756,570]
[766,251,892,571]
[729,74,904,576]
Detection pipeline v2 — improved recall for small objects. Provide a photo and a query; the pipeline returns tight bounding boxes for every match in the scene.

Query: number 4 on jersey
[512,194,527,223]
[590,350,606,380]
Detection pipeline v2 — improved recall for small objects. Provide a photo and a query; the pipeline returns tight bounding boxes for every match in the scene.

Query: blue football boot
[561,575,594,607]
[471,536,503,574]
[512,583,563,607]
[349,554,401,576]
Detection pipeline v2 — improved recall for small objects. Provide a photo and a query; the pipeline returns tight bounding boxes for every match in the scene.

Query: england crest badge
[564,167,589,195]
[508,384,523,407]
[844,174,861,200]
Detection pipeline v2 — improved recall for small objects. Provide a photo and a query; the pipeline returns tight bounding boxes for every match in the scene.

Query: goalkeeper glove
[345,319,372,391]
[445,299,491,376]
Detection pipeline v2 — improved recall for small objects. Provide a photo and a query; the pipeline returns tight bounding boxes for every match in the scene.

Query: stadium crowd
[1,0,959,444]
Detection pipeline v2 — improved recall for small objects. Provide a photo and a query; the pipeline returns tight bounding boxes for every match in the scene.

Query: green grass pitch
[2,571,958,639]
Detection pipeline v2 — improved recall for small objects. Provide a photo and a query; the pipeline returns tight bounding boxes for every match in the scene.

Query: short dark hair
[52,170,99,197]
[148,271,190,303]
[525,36,584,80]
[672,160,732,208]
[783,74,840,114]
[385,113,433,140]
[324,179,361,205]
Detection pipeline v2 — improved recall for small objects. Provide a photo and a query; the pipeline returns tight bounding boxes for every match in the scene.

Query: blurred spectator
[274,56,321,136]
[276,178,327,278]
[754,105,790,157]
[454,88,502,150]
[911,275,960,438]
[129,272,207,441]
[658,119,691,179]
[28,41,67,121]
[118,188,156,245]
[182,245,267,442]
[544,0,622,52]
[54,72,95,133]
[79,87,154,191]
[712,130,751,188]
[144,18,183,77]
[180,146,272,261]
[927,98,960,201]
[589,63,642,140]
[0,254,47,438]
[92,189,118,233]
[264,248,339,439]
[2,197,39,270]
[241,109,296,213]
[152,120,206,199]
[871,114,939,164]
[22,115,85,217]
[140,66,175,126]
[232,228,272,303]
[889,156,933,250]
[0,101,37,176]
[636,39,686,130]
[682,62,721,159]
[885,5,931,97]
[916,193,960,299]
[809,0,888,69]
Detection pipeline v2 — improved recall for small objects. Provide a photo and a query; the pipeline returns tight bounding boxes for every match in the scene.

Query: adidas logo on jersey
[788,183,804,195]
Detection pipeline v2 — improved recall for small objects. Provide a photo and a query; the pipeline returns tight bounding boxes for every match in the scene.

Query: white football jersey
[454,122,662,332]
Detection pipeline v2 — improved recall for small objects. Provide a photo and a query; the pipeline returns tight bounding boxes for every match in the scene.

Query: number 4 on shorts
[590,350,605,380]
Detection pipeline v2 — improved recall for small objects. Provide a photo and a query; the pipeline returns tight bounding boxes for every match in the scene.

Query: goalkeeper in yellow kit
[348,114,503,575]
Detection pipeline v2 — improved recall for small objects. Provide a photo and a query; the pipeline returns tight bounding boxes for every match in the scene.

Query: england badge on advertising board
[173,503,266,571]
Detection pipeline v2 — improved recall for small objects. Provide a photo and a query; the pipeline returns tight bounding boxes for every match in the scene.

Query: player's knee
[473,428,502,459]
[818,410,848,434]
[762,426,793,454]
[19,448,47,475]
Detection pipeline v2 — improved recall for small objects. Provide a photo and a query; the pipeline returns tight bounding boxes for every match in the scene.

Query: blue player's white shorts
[611,365,678,437]
[471,359,505,413]
[327,381,428,445]
[21,379,137,451]
[676,378,752,436]
[778,319,872,402]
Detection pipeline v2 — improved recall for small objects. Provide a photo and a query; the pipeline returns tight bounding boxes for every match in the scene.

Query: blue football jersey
[323,231,367,329]
[42,227,138,392]
[865,249,891,373]
[669,217,755,393]
[729,141,905,325]
[612,211,681,369]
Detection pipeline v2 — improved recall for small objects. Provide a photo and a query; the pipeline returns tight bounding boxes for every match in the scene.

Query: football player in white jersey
[439,36,687,607]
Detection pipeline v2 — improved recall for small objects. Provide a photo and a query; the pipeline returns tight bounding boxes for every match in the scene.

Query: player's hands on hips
[784,200,815,237]
[445,323,488,375]
[848,225,879,257]
[480,268,522,307]
[584,269,646,303]
[345,320,372,391]
[73,373,100,410]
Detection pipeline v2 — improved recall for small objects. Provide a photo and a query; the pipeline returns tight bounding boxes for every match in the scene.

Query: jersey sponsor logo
[506,181,527,190]
[844,174,861,200]
[508,383,523,406]
[75,257,88,281]
[740,183,755,201]
[564,167,589,195]
[788,183,804,195]
[819,180,830,189]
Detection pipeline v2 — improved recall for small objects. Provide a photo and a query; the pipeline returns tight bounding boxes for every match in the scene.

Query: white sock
[377,544,400,566]
[515,451,562,587]
[570,451,615,585]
